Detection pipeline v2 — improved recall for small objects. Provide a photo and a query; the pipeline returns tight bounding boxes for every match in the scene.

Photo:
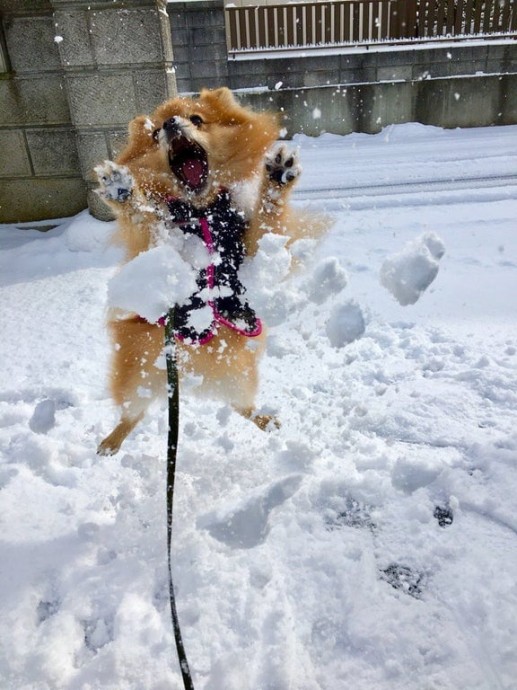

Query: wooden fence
[225,0,517,51]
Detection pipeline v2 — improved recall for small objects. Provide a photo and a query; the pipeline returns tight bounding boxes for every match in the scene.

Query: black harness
[165,190,261,344]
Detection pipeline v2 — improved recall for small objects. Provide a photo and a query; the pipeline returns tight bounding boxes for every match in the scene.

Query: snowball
[305,257,348,304]
[422,232,446,260]
[380,232,445,306]
[108,245,198,322]
[326,300,366,348]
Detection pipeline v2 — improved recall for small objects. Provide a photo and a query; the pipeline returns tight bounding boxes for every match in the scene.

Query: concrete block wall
[0,0,177,223]
[236,73,517,138]
[0,0,87,222]
[233,45,517,136]
[168,0,229,94]
[225,41,517,94]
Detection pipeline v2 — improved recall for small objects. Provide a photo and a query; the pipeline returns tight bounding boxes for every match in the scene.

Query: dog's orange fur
[95,88,318,455]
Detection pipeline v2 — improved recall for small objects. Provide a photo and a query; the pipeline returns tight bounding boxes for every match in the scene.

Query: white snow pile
[380,232,445,305]
[1,123,517,690]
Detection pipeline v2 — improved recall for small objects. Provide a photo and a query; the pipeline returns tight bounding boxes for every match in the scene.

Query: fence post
[394,0,408,38]
[50,0,177,220]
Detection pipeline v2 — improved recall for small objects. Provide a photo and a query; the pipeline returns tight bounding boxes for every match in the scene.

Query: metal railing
[225,0,517,52]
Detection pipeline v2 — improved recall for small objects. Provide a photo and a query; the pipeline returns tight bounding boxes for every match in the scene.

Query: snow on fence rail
[225,0,517,52]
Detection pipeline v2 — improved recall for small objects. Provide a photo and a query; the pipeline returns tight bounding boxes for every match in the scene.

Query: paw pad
[265,146,301,186]
[94,161,134,202]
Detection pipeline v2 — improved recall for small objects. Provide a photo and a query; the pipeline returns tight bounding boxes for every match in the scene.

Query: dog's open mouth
[168,137,208,193]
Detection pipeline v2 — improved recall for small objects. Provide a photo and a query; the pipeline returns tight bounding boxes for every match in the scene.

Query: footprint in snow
[381,563,426,599]
[325,494,376,531]
[198,475,302,549]
[37,597,60,624]
[82,614,115,653]
[434,504,454,527]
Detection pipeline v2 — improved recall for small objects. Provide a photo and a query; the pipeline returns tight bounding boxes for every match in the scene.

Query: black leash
[164,309,195,690]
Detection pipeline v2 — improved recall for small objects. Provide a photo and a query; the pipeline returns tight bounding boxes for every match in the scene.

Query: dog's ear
[117,115,157,164]
[200,87,238,110]
[127,115,156,142]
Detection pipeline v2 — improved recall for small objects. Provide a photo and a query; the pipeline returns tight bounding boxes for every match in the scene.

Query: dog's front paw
[265,145,301,187]
[94,161,134,203]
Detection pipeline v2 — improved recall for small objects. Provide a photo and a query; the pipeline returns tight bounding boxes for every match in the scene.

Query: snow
[326,300,366,347]
[108,243,199,323]
[380,232,445,306]
[1,123,517,690]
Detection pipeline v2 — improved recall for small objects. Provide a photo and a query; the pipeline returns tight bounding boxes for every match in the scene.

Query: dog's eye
[189,114,204,127]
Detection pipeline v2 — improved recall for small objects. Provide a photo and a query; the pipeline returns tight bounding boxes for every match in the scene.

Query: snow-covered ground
[1,123,517,690]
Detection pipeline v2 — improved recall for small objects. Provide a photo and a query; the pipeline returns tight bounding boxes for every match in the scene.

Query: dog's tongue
[182,158,204,188]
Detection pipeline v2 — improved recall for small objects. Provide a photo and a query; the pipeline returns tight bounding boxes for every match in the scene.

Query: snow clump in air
[240,233,300,326]
[304,256,348,304]
[380,232,445,306]
[326,300,366,347]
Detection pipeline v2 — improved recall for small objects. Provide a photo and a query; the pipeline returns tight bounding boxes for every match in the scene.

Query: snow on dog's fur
[95,87,325,456]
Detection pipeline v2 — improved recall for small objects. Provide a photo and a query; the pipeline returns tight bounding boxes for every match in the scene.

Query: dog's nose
[163,117,182,135]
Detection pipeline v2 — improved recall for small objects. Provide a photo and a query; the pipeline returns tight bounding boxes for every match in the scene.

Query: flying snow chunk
[380,232,445,306]
[305,257,348,305]
[326,300,366,348]
[240,233,300,326]
[108,245,197,323]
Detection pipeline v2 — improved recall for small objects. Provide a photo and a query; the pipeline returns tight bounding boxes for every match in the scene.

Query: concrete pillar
[50,0,177,219]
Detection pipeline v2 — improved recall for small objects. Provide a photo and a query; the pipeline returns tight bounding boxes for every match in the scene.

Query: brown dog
[95,88,315,456]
